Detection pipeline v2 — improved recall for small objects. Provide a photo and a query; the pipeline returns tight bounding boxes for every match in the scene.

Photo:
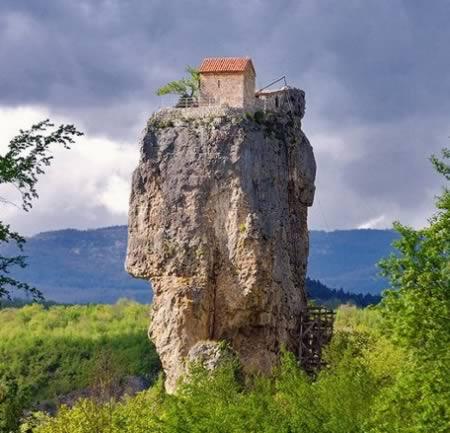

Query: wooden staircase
[298,306,335,373]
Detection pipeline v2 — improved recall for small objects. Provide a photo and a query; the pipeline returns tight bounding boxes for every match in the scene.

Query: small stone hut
[198,57,256,108]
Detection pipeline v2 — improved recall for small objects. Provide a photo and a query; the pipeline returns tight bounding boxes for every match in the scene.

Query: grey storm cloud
[0,0,449,233]
[1,1,449,123]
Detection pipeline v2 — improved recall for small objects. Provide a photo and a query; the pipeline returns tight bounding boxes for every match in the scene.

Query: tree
[156,66,200,98]
[378,147,449,355]
[372,148,450,432]
[0,119,83,300]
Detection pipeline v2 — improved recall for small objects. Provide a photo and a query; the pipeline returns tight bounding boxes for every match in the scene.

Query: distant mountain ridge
[308,229,398,294]
[1,225,397,303]
[3,226,150,303]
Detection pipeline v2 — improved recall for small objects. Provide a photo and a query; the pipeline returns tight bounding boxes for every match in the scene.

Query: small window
[275,96,279,108]
[218,80,221,88]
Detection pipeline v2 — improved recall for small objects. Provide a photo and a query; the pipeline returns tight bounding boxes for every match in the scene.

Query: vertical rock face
[126,88,316,391]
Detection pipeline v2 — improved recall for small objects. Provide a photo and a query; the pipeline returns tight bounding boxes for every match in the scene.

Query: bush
[32,308,395,433]
[0,300,159,433]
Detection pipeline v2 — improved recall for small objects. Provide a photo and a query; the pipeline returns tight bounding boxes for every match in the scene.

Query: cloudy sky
[1,0,449,235]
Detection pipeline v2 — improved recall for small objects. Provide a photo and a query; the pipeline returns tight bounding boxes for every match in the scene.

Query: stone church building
[197,56,298,113]
[198,57,256,108]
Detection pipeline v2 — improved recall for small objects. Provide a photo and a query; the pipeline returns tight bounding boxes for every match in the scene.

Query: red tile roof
[198,57,255,74]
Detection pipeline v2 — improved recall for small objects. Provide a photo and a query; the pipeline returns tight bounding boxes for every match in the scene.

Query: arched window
[218,80,221,88]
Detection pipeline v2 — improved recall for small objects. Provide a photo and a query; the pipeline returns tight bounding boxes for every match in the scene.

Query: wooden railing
[175,96,218,108]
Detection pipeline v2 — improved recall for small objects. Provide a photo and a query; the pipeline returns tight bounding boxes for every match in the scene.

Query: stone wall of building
[200,73,244,107]
[243,71,256,109]
[200,71,255,108]
[255,91,284,111]
[155,105,243,122]
[255,88,306,118]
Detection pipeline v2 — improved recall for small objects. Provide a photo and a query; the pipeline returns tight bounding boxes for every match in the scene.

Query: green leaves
[29,320,387,433]
[0,119,83,300]
[0,120,83,212]
[0,301,159,433]
[156,66,200,98]
[431,147,450,182]
[378,149,450,357]
[373,147,450,432]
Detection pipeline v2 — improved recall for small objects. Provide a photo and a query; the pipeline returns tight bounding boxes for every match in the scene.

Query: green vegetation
[149,118,175,129]
[26,307,407,433]
[0,300,159,432]
[244,109,293,141]
[0,119,83,301]
[373,147,450,431]
[156,66,200,98]
[253,110,265,124]
[19,148,448,432]
[28,298,448,433]
[306,278,381,308]
[0,149,446,432]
